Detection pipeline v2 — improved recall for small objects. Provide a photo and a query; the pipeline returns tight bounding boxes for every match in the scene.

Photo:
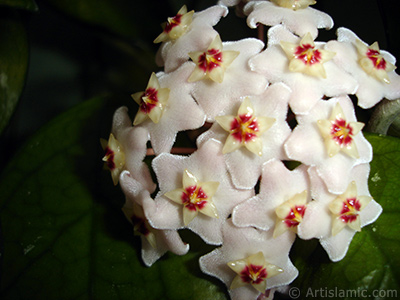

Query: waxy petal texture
[134,63,206,155]
[119,171,189,266]
[284,96,372,194]
[200,219,298,300]
[298,164,382,262]
[244,1,333,39]
[192,38,268,121]
[198,83,291,189]
[147,139,254,245]
[249,25,358,115]
[156,5,229,73]
[326,27,400,109]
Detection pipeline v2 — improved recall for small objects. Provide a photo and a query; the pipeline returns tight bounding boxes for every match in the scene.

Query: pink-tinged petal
[199,83,291,189]
[119,172,189,266]
[233,159,310,231]
[135,63,206,155]
[192,38,268,121]
[250,25,358,115]
[157,5,229,72]
[327,27,400,109]
[148,139,253,245]
[298,164,382,262]
[200,219,298,300]
[244,1,333,39]
[284,96,372,194]
[108,107,155,192]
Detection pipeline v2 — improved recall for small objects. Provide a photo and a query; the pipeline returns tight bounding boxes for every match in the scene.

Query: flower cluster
[101,1,399,299]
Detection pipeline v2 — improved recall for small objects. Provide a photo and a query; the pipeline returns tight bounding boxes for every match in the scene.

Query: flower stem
[367,98,400,135]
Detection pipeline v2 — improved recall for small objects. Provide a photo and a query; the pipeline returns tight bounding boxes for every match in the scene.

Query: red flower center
[198,48,223,73]
[284,205,306,228]
[139,87,159,114]
[295,44,322,65]
[181,185,208,211]
[331,119,354,146]
[103,147,115,170]
[367,49,387,70]
[164,13,182,33]
[131,215,150,236]
[240,264,268,284]
[340,197,361,223]
[230,114,259,143]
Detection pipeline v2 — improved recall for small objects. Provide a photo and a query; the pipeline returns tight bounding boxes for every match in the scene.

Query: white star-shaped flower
[244,0,333,39]
[317,102,365,159]
[188,34,239,83]
[132,63,206,155]
[155,5,229,72]
[249,25,358,115]
[297,164,382,262]
[232,159,310,235]
[326,27,400,108]
[100,107,155,192]
[199,219,298,300]
[284,95,372,194]
[119,171,189,266]
[191,37,268,122]
[145,139,254,245]
[197,83,291,189]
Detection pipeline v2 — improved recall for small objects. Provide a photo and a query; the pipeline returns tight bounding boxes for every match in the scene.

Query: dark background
[2,0,400,164]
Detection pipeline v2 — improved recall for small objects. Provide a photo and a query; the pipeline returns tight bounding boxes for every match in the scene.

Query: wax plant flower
[144,139,254,245]
[155,4,229,72]
[249,25,358,115]
[197,83,291,189]
[297,164,382,262]
[326,27,400,109]
[99,1,399,299]
[284,95,372,194]
[200,219,298,300]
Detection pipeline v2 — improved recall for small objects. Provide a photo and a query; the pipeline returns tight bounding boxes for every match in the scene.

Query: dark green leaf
[0,0,38,11]
[291,133,400,300]
[0,97,228,300]
[0,10,29,135]
[42,0,172,42]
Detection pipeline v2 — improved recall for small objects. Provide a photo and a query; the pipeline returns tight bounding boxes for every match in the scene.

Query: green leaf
[291,133,400,300]
[0,0,38,11]
[0,97,228,300]
[0,10,29,135]
[42,0,170,42]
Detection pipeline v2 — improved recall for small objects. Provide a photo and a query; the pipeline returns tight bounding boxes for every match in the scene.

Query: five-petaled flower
[100,133,125,185]
[215,97,275,156]
[329,181,372,236]
[154,5,194,43]
[188,34,239,83]
[355,39,396,84]
[280,32,336,78]
[131,72,170,125]
[227,251,283,293]
[317,102,364,159]
[165,169,220,225]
